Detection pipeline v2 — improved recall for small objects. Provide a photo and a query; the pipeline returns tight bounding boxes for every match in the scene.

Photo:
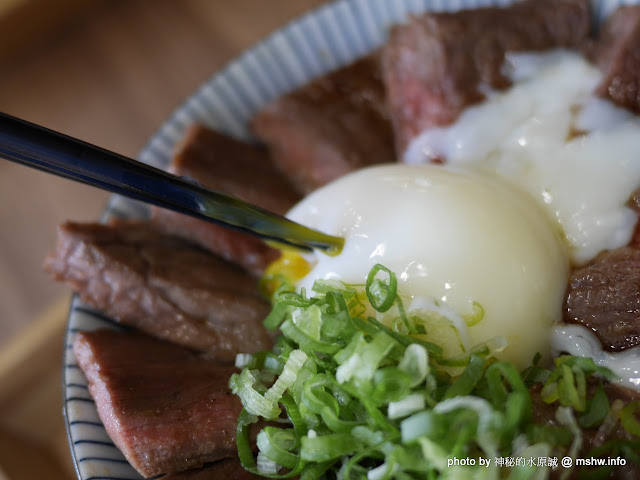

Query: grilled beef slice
[381,0,591,154]
[588,5,640,114]
[45,220,272,361]
[153,125,301,276]
[251,53,395,194]
[564,246,640,351]
[74,329,242,478]
[162,459,261,479]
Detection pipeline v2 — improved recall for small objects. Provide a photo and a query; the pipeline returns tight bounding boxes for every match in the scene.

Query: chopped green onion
[301,374,361,433]
[620,401,640,437]
[417,437,449,471]
[388,394,426,419]
[264,301,290,331]
[334,331,366,365]
[401,410,442,444]
[579,384,610,429]
[230,369,281,419]
[299,461,333,480]
[366,264,397,312]
[433,396,498,450]
[541,356,616,412]
[257,452,281,475]
[371,367,412,404]
[367,316,442,358]
[521,353,550,387]
[342,432,400,480]
[443,354,486,399]
[264,349,308,408]
[280,319,342,355]
[279,289,317,308]
[556,406,582,466]
[462,301,485,327]
[232,264,635,479]
[300,433,361,462]
[398,343,430,387]
[235,353,254,369]
[335,331,397,384]
[257,427,299,470]
[367,462,392,480]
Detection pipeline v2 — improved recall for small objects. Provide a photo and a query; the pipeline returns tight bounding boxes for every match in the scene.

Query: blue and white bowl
[63,1,636,478]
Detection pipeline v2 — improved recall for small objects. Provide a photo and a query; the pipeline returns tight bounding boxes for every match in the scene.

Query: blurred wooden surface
[0,1,326,478]
[0,297,72,480]
[0,0,327,345]
[0,0,102,63]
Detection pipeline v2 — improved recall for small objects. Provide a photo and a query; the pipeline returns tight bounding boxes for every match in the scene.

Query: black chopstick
[0,112,343,254]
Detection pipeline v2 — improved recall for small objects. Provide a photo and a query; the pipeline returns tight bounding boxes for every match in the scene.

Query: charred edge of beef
[44,220,273,362]
[381,0,591,153]
[626,189,640,246]
[587,5,640,114]
[160,458,263,480]
[74,329,242,478]
[564,246,640,351]
[251,52,396,194]
[152,124,301,276]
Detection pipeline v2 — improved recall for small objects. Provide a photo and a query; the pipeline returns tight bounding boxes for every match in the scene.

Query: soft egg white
[405,50,640,265]
[399,49,640,389]
[552,325,640,390]
[287,164,569,369]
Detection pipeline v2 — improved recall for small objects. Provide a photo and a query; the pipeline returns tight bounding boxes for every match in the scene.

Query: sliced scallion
[231,264,633,479]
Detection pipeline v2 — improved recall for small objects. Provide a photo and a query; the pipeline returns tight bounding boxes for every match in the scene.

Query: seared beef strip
[588,5,640,114]
[45,220,272,361]
[74,329,242,478]
[381,0,591,154]
[153,125,301,276]
[170,124,300,214]
[162,459,262,479]
[251,53,395,194]
[564,246,640,351]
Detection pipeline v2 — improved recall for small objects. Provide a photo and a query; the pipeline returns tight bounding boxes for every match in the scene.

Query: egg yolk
[286,164,570,369]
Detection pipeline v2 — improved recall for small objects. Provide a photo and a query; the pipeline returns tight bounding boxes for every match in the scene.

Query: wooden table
[0,297,73,479]
[0,1,326,477]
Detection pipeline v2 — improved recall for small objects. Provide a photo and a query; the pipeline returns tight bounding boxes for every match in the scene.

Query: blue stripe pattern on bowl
[63,1,632,478]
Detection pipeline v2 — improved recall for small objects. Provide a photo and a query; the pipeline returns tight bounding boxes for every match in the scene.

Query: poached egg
[287,164,569,369]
